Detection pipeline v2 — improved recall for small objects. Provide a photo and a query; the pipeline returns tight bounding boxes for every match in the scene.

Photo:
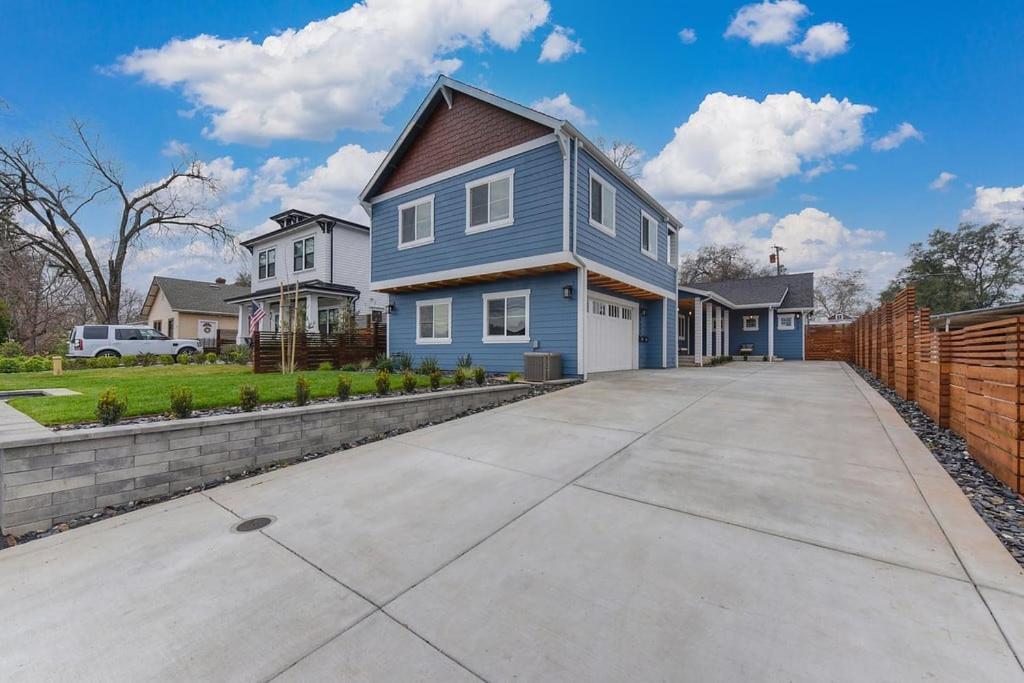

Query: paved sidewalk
[0,401,51,441]
[1,362,1022,681]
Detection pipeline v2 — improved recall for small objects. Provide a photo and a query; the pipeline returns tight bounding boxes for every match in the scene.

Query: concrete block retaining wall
[0,384,529,535]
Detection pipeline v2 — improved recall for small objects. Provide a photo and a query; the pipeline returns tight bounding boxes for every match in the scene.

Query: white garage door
[587,295,637,373]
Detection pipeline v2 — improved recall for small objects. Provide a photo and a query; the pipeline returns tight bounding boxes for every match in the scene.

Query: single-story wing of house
[677,272,815,364]
[141,276,249,346]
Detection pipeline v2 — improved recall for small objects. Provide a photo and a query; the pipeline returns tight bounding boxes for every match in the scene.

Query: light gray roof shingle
[148,277,250,316]
[686,272,814,309]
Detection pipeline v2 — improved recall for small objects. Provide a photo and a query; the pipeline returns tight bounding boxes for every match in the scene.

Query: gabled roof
[142,277,250,317]
[681,272,814,309]
[358,75,682,231]
[239,212,369,250]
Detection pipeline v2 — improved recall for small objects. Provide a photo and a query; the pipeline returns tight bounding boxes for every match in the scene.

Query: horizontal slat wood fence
[251,324,386,373]
[805,324,854,361]
[852,287,1023,494]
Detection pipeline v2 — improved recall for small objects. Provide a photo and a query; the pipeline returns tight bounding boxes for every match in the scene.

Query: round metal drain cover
[233,516,274,533]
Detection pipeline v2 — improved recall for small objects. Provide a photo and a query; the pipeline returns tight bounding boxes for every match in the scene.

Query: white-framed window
[667,228,678,267]
[258,248,276,280]
[743,315,759,331]
[777,313,795,330]
[416,297,451,344]
[589,170,616,235]
[640,210,658,259]
[466,170,514,233]
[482,289,529,343]
[292,237,314,272]
[398,195,435,249]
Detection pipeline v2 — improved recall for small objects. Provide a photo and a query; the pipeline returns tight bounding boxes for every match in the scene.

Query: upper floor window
[743,315,759,332]
[589,171,616,235]
[466,170,514,233]
[399,195,434,249]
[483,290,529,343]
[258,248,276,279]
[416,298,451,344]
[293,237,314,272]
[640,211,658,260]
[777,313,795,331]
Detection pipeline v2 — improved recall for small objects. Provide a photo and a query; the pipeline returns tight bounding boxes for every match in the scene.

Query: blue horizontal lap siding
[575,149,676,294]
[729,309,769,358]
[388,271,578,375]
[774,313,804,360]
[371,141,564,282]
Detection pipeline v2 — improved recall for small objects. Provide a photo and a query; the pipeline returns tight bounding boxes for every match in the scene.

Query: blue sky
[2,0,1022,293]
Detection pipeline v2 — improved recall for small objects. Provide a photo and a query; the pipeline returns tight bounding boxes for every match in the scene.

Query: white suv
[67,325,201,359]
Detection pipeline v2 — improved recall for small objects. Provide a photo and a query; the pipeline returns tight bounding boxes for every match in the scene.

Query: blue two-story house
[360,77,682,377]
[676,272,815,365]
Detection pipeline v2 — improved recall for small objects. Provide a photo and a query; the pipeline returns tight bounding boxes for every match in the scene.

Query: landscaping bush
[375,369,391,395]
[453,367,467,387]
[473,366,486,386]
[429,369,442,390]
[456,353,473,369]
[168,386,194,419]
[0,340,25,357]
[137,352,157,366]
[375,353,394,372]
[336,375,352,401]
[358,358,373,371]
[294,375,311,406]
[158,354,174,366]
[239,383,260,412]
[508,371,521,383]
[88,356,120,369]
[96,388,127,425]
[176,353,191,365]
[0,357,21,373]
[318,361,334,371]
[394,352,413,372]
[20,356,49,373]
[742,354,748,361]
[418,356,440,375]
[402,370,417,393]
[204,352,218,364]
[340,362,358,371]
[64,357,87,371]
[762,355,769,362]
[219,345,251,365]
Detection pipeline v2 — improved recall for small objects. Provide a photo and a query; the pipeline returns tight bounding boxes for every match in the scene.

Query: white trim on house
[415,297,453,345]
[560,133,571,252]
[640,210,658,261]
[481,289,531,343]
[291,236,315,273]
[662,297,667,368]
[257,247,277,281]
[577,264,587,377]
[371,251,574,292]
[397,194,435,250]
[777,312,796,331]
[588,170,616,236]
[742,315,759,331]
[576,257,676,300]
[465,169,515,234]
[768,307,775,360]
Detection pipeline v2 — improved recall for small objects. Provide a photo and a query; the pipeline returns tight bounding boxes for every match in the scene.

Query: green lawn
[0,365,451,425]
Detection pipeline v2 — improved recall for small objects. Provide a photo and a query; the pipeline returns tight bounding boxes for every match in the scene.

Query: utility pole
[769,245,785,276]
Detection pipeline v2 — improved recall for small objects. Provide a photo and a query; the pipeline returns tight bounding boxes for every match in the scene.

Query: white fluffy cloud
[274,145,386,219]
[538,25,583,62]
[641,91,875,199]
[871,122,923,151]
[929,171,957,191]
[117,0,551,143]
[530,93,594,125]
[963,186,1024,224]
[678,28,698,44]
[161,139,192,157]
[725,0,808,46]
[788,22,849,62]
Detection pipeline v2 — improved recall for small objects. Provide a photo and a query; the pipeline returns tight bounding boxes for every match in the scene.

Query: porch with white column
[704,302,713,360]
[693,296,703,366]
[768,307,775,361]
[716,306,724,359]
[723,308,730,358]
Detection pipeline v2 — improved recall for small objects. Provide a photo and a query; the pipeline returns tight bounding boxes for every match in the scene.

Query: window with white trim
[667,229,678,267]
[743,315,759,331]
[589,171,616,234]
[483,290,529,342]
[399,195,434,248]
[258,248,276,279]
[292,237,314,272]
[777,313,795,330]
[416,298,451,344]
[640,211,657,259]
[466,170,513,233]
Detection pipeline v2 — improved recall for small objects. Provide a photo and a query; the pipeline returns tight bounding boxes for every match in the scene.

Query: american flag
[249,302,266,335]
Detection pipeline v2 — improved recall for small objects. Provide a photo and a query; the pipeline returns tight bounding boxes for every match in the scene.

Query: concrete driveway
[2,362,1023,681]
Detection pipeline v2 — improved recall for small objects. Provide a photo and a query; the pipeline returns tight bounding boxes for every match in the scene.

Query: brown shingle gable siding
[378,91,552,194]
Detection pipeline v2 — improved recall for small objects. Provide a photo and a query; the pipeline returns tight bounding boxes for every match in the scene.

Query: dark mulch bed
[851,364,1024,567]
[2,380,578,550]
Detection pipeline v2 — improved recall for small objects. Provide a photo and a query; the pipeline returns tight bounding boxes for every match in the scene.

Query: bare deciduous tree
[595,137,642,179]
[0,121,230,324]
[678,243,773,284]
[814,269,870,318]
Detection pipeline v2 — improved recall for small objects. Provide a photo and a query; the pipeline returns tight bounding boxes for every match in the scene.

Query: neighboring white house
[225,209,387,343]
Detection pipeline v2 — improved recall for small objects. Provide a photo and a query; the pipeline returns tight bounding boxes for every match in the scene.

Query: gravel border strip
[850,364,1024,567]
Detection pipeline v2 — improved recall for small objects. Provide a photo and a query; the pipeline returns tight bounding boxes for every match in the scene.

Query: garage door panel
[587,295,636,373]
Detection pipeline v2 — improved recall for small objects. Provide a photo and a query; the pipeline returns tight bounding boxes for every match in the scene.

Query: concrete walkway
[0,401,52,441]
[2,362,1023,681]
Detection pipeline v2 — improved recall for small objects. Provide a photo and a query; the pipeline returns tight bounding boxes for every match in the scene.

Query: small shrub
[508,371,521,383]
[219,346,251,365]
[158,354,174,365]
[88,356,120,369]
[96,388,127,425]
[0,340,25,357]
[340,362,358,371]
[336,375,352,401]
[402,370,417,393]
[169,386,194,419]
[762,355,769,362]
[418,356,439,375]
[204,352,218,364]
[456,353,473,369]
[429,370,442,390]
[176,353,191,365]
[239,383,260,412]
[394,352,413,372]
[375,353,394,372]
[318,361,334,371]
[473,366,486,386]
[0,357,20,373]
[137,352,156,366]
[65,357,87,371]
[358,358,373,371]
[375,369,391,395]
[21,356,49,373]
[121,355,138,367]
[453,367,467,387]
[294,375,311,406]
[742,354,748,361]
